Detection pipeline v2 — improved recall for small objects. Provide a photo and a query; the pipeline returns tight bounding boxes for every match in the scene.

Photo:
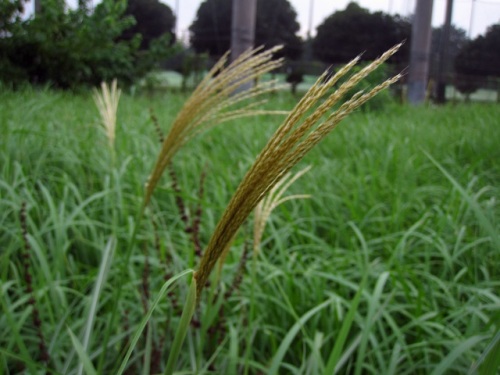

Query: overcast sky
[41,0,500,40]
[159,0,500,41]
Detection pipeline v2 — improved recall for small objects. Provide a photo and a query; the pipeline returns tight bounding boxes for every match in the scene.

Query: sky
[38,0,500,41]
[160,0,500,42]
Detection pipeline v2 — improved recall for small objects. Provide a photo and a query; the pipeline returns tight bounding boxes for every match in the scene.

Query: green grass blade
[0,348,59,375]
[228,325,239,375]
[325,276,367,374]
[99,205,145,372]
[142,324,153,375]
[468,330,500,375]
[67,326,97,375]
[267,298,333,375]
[354,271,390,375]
[77,236,115,375]
[387,343,402,375]
[164,277,197,375]
[424,151,500,249]
[431,335,486,375]
[0,283,40,374]
[115,269,193,375]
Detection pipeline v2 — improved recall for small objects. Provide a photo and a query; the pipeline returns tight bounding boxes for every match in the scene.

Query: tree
[430,24,468,78]
[0,0,26,34]
[0,0,176,88]
[455,23,500,78]
[454,23,500,98]
[430,24,468,102]
[189,0,302,59]
[255,0,302,59]
[122,0,176,49]
[312,2,410,64]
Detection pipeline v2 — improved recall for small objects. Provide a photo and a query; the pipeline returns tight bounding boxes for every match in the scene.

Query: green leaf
[115,269,193,375]
[267,298,333,375]
[431,335,486,375]
[68,326,98,375]
[468,330,500,375]
[325,276,367,374]
[164,277,198,375]
[77,236,115,375]
[425,151,499,250]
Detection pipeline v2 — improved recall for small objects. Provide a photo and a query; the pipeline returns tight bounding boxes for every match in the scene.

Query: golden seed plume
[93,79,121,150]
[144,46,286,206]
[253,165,311,256]
[216,166,310,278]
[194,43,403,298]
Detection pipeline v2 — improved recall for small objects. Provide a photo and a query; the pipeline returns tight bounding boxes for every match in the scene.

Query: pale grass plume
[194,43,403,297]
[216,165,310,277]
[93,79,121,150]
[144,46,287,206]
[253,165,311,255]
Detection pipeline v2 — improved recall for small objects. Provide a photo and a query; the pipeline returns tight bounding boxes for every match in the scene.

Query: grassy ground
[1,87,499,374]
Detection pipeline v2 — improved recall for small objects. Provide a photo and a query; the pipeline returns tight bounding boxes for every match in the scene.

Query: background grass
[1,87,499,374]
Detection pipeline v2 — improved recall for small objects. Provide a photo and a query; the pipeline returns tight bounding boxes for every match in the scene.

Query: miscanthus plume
[144,46,286,206]
[194,43,403,297]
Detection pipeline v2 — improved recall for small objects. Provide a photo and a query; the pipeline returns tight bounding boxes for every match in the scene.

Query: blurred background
[2,0,500,102]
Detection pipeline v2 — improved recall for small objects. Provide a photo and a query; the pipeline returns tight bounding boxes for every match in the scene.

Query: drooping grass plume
[253,165,311,255]
[217,166,310,274]
[93,79,121,150]
[194,43,403,297]
[144,46,286,206]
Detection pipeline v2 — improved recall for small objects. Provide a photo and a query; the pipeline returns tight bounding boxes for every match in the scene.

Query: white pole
[407,0,434,105]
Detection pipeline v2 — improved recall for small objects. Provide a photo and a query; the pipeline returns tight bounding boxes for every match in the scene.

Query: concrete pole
[230,0,257,60]
[307,0,314,39]
[34,0,42,14]
[175,0,180,38]
[230,0,257,91]
[407,0,434,105]
[436,0,454,103]
[468,0,476,38]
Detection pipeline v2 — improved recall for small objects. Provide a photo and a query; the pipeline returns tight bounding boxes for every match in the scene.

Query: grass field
[1,87,499,374]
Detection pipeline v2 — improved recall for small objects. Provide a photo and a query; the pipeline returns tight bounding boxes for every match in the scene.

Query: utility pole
[230,0,257,90]
[407,0,434,105]
[175,0,180,39]
[307,0,314,39]
[468,0,476,38]
[304,0,314,61]
[231,0,257,61]
[436,0,454,103]
[34,0,41,14]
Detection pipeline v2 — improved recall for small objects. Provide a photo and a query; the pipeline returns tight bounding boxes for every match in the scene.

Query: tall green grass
[1,87,499,374]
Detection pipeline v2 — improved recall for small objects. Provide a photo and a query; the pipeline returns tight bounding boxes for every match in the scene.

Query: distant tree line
[189,0,302,60]
[1,0,498,97]
[190,0,499,98]
[454,24,500,97]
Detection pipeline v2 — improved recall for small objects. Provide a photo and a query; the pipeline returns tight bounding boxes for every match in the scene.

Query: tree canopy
[455,23,500,78]
[189,0,303,59]
[0,0,26,33]
[312,2,410,64]
[0,0,175,88]
[122,0,176,49]
[430,24,469,77]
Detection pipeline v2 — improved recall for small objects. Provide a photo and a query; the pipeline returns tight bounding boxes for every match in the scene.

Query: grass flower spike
[93,79,121,151]
[253,165,311,255]
[194,43,403,297]
[144,46,286,206]
[217,166,310,276]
